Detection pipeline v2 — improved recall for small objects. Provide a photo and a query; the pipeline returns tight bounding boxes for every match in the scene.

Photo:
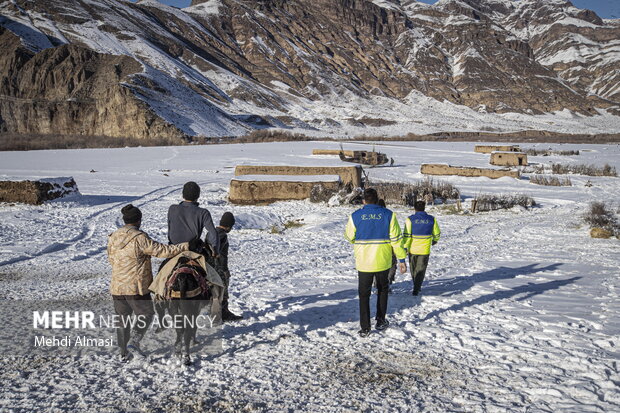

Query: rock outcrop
[0,27,186,140]
[0,0,618,140]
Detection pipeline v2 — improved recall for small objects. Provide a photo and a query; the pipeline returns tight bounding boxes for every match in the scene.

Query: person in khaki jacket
[107,204,200,361]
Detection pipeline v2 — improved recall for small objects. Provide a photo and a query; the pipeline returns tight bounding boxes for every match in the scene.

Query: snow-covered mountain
[0,0,619,139]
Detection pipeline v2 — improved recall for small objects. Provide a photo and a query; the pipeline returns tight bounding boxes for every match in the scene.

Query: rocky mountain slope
[0,0,619,140]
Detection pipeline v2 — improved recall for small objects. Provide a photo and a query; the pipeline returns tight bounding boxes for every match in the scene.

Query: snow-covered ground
[0,141,619,411]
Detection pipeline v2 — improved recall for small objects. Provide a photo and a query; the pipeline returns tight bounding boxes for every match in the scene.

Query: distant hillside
[0,0,619,142]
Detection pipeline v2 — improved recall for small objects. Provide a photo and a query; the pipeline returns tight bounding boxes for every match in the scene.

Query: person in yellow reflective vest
[377,199,397,292]
[344,188,407,337]
[403,201,441,296]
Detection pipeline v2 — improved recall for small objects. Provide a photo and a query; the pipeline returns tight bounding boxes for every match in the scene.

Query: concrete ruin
[312,148,388,166]
[490,152,528,166]
[229,175,341,205]
[474,145,520,154]
[312,149,355,157]
[234,165,363,187]
[0,177,79,204]
[420,164,520,179]
[339,150,388,166]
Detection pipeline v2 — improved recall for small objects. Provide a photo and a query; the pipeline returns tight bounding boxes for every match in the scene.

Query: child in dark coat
[214,212,242,321]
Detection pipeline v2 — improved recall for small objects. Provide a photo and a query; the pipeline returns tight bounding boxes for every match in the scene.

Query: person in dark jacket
[213,212,242,321]
[168,181,220,254]
[156,182,220,329]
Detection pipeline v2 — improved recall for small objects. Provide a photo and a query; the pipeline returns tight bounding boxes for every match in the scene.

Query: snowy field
[0,141,619,411]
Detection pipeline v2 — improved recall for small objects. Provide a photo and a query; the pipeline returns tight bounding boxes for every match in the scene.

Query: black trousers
[409,254,430,293]
[388,255,397,284]
[112,294,155,353]
[220,270,231,312]
[358,269,390,330]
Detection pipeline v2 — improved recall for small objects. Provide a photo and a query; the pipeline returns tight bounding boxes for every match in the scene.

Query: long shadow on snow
[244,288,359,320]
[404,263,565,298]
[219,289,360,351]
[245,264,561,322]
[217,265,570,355]
[417,276,582,324]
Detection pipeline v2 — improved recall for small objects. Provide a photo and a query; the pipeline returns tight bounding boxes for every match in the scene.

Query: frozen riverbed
[0,141,619,411]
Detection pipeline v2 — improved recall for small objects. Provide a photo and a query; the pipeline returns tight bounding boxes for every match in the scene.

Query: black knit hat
[183,181,200,202]
[220,212,235,228]
[121,204,142,224]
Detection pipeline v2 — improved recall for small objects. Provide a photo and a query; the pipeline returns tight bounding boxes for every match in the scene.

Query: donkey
[165,257,209,365]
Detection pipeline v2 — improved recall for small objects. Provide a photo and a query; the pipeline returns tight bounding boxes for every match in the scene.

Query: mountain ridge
[0,0,619,140]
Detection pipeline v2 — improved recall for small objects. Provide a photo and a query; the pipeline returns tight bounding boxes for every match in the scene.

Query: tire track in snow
[0,184,186,268]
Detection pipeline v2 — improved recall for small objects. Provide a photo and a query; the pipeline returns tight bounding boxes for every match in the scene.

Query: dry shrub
[310,183,339,203]
[472,193,535,212]
[284,220,305,229]
[236,129,315,143]
[534,163,617,177]
[524,148,580,156]
[369,178,460,206]
[583,202,620,236]
[0,133,186,151]
[351,131,620,144]
[530,175,572,186]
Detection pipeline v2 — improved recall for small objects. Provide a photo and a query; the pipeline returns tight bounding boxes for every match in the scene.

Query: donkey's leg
[168,300,184,356]
[180,299,200,366]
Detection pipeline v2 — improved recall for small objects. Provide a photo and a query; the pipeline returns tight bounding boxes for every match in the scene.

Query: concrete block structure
[229,175,341,204]
[490,152,528,166]
[474,145,520,154]
[312,149,355,157]
[420,164,520,179]
[234,165,363,187]
[0,177,79,204]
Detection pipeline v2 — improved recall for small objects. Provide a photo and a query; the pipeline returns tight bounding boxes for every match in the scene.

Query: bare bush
[534,163,617,177]
[523,148,580,156]
[529,175,572,186]
[309,183,339,203]
[369,178,460,206]
[472,193,535,212]
[0,133,186,151]
[235,129,316,143]
[583,202,620,236]
[351,131,620,144]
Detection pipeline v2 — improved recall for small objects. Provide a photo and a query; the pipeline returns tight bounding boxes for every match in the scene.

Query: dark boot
[376,319,390,331]
[127,332,146,357]
[222,308,243,322]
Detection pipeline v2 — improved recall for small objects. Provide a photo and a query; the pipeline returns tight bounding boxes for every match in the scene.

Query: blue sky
[417,0,619,18]
[143,0,619,19]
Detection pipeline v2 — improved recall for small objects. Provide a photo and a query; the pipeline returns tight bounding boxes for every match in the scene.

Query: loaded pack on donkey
[149,251,224,366]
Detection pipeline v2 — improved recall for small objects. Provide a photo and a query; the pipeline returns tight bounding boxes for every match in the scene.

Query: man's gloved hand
[432,240,438,246]
[189,237,203,253]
